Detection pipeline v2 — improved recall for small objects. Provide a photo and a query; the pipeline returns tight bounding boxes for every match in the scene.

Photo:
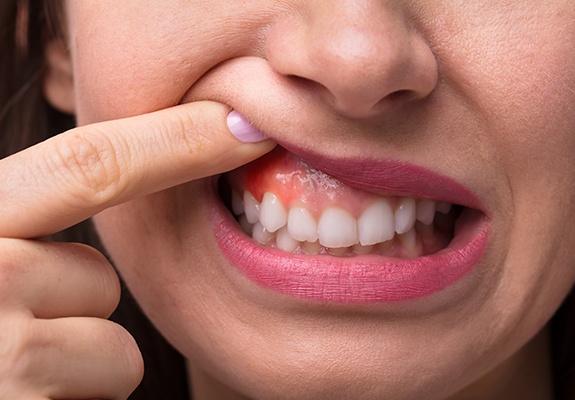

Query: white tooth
[243,191,260,224]
[276,226,300,252]
[318,207,358,248]
[287,206,318,242]
[259,192,288,233]
[416,199,436,225]
[252,221,274,245]
[358,199,395,246]
[395,197,416,235]
[231,191,244,216]
[436,201,452,214]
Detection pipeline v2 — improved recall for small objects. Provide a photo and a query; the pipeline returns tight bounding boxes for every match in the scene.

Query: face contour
[53,1,575,399]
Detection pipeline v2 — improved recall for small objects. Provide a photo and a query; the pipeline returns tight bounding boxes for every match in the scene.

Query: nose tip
[266,4,438,119]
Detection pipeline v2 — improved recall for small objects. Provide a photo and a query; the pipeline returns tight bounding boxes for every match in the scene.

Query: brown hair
[0,1,573,398]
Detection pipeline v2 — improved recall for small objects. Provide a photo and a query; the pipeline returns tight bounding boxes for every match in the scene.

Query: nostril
[385,90,413,102]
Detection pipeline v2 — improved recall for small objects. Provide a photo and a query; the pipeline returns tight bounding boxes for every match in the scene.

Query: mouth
[210,146,489,304]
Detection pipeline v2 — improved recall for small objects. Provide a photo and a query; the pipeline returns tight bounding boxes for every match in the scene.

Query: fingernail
[227,110,267,143]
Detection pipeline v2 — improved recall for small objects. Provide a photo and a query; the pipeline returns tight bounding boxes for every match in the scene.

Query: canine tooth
[318,207,358,248]
[252,221,274,245]
[436,201,452,214]
[395,197,416,235]
[276,226,300,252]
[243,191,260,224]
[287,206,318,242]
[416,199,436,225]
[259,192,288,233]
[358,200,395,246]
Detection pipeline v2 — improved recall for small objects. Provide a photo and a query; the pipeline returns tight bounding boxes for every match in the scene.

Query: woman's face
[57,1,575,398]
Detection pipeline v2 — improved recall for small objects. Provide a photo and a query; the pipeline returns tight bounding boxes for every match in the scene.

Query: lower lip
[209,191,490,304]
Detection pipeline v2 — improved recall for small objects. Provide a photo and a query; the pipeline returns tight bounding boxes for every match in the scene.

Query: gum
[225,147,401,218]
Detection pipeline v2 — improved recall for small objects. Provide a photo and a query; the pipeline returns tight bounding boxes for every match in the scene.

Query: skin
[1,0,575,399]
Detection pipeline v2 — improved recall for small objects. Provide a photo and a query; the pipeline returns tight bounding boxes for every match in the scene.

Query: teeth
[276,226,300,252]
[358,199,395,246]
[231,189,453,257]
[287,206,318,242]
[252,221,274,245]
[244,191,260,224]
[259,192,288,233]
[416,199,436,225]
[395,198,417,235]
[318,207,358,248]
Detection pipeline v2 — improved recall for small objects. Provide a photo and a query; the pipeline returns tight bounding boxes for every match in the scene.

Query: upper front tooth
[318,207,358,248]
[243,191,260,224]
[287,206,318,242]
[259,192,288,233]
[416,199,436,225]
[395,197,416,235]
[358,199,395,246]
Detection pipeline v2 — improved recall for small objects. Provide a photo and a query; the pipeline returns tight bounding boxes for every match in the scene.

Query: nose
[266,1,438,119]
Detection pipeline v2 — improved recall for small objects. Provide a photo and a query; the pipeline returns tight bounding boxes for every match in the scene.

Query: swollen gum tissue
[225,147,389,219]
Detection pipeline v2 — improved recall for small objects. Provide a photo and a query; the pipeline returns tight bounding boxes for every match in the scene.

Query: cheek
[91,182,230,314]
[66,1,311,130]
[67,2,253,124]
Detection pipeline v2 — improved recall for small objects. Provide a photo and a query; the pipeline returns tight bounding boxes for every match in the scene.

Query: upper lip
[268,142,483,210]
[184,57,485,212]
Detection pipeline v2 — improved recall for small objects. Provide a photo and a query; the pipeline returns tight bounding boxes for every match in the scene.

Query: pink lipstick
[211,147,489,303]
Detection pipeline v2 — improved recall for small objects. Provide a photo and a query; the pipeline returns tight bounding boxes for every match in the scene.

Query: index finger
[0,101,275,238]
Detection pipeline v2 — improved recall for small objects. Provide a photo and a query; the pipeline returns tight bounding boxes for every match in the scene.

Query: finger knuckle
[164,110,212,162]
[62,242,122,313]
[45,130,128,207]
[0,315,36,383]
[107,322,144,393]
[0,240,27,304]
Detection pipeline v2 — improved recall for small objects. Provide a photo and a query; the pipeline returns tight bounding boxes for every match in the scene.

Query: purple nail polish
[227,110,267,143]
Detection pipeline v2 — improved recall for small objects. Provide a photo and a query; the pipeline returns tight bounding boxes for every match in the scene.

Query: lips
[210,144,489,303]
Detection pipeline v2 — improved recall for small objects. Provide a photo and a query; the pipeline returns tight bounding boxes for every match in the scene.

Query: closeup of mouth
[220,147,459,258]
[211,146,489,304]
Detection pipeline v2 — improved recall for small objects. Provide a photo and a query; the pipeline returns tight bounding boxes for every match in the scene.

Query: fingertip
[227,110,268,143]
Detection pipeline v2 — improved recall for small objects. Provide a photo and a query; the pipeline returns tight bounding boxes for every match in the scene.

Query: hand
[0,102,274,399]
